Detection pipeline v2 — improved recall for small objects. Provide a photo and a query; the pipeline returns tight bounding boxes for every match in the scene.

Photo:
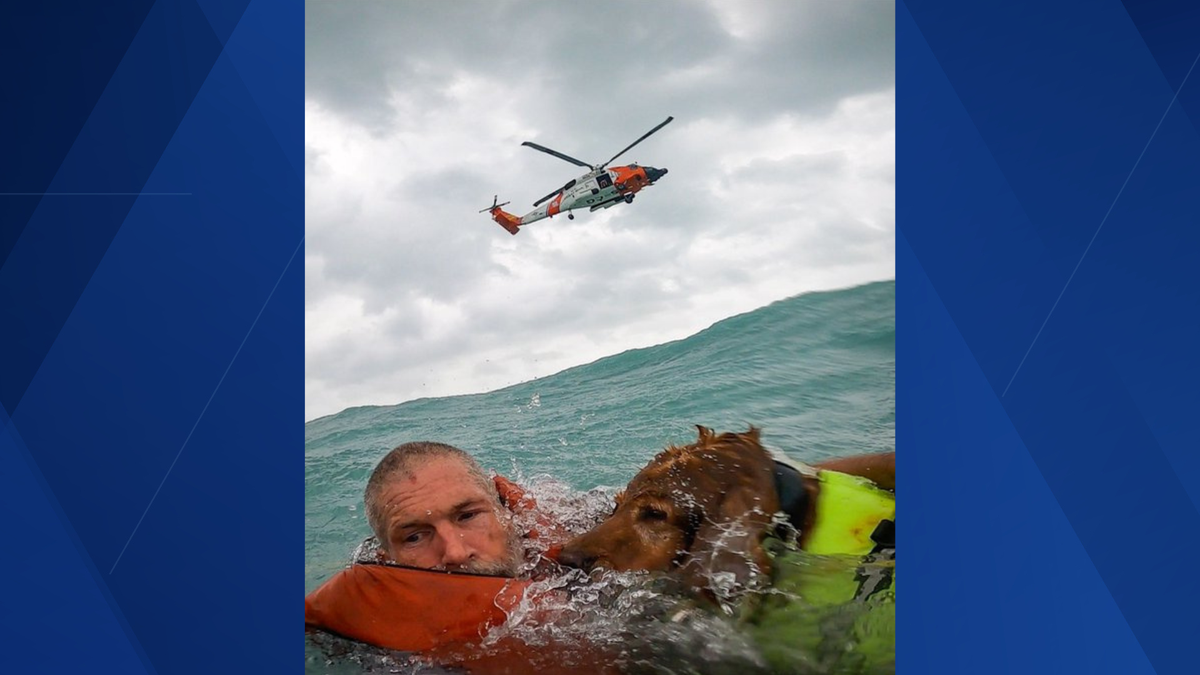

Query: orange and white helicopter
[480,116,672,235]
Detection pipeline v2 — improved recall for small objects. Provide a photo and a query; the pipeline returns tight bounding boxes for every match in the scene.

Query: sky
[305,0,895,421]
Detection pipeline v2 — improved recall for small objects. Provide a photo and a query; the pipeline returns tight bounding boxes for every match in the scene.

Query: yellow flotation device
[804,469,895,556]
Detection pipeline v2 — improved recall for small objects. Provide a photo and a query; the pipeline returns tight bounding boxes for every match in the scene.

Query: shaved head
[364,441,496,541]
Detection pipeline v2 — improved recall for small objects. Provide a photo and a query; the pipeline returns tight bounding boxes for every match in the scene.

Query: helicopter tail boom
[489,206,522,235]
[480,194,521,235]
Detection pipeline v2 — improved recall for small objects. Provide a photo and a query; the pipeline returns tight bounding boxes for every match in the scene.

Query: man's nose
[439,528,474,567]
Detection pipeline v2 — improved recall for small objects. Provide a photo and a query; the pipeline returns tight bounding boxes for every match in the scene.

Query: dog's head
[558,426,781,592]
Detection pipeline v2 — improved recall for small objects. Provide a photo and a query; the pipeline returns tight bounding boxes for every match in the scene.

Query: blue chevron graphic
[0,0,300,672]
[901,0,1200,673]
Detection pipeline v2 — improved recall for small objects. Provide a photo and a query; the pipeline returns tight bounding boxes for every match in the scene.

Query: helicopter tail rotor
[478,195,511,213]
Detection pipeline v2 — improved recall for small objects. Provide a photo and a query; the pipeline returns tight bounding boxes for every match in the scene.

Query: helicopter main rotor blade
[599,116,673,169]
[521,141,592,169]
[533,183,568,207]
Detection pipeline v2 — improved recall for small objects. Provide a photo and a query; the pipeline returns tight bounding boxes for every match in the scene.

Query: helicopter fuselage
[515,164,668,225]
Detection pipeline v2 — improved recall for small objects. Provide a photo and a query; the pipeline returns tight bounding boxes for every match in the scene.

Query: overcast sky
[305,0,895,421]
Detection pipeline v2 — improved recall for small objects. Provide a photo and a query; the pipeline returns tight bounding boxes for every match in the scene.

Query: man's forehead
[380,458,492,510]
[395,454,471,479]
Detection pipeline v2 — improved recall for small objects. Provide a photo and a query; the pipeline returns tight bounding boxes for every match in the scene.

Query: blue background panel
[900,232,1155,675]
[0,0,300,672]
[901,0,1200,673]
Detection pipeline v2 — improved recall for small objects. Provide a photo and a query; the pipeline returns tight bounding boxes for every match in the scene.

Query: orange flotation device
[305,476,558,653]
[305,562,531,652]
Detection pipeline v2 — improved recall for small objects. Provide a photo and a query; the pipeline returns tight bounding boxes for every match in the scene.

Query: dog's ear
[726,426,762,451]
[677,489,773,598]
[695,425,714,443]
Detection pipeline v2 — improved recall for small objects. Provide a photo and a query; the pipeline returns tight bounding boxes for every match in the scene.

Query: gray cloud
[305,1,893,134]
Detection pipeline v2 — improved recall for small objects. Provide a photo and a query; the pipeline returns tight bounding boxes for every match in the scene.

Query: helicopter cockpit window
[596,173,613,189]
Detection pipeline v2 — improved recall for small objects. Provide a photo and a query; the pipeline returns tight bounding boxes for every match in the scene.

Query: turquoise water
[305,280,895,673]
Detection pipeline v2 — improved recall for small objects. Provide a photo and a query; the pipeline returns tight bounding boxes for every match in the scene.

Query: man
[305,441,560,657]
[363,441,525,575]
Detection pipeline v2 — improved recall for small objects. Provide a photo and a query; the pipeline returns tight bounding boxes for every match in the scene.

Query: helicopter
[480,116,673,235]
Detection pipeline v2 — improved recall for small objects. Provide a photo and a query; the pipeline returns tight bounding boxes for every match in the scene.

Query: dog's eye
[639,506,669,522]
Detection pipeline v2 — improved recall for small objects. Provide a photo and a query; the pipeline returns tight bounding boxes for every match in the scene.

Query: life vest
[305,562,529,651]
[805,470,895,556]
[773,461,895,556]
[305,476,555,654]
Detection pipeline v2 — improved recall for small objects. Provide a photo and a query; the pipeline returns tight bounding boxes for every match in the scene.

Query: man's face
[377,457,520,575]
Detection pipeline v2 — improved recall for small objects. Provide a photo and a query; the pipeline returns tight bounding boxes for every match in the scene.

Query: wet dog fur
[557,426,783,593]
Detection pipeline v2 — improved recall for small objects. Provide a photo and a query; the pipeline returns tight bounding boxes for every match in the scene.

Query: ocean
[305,279,895,673]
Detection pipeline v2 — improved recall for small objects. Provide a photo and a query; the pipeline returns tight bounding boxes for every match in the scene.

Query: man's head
[364,441,522,575]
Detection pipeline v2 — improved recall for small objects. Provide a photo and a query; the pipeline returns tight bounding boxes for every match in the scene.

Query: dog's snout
[556,545,598,571]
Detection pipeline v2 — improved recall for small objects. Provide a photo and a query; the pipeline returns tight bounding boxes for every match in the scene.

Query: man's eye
[639,506,668,522]
[458,510,481,523]
[402,532,424,545]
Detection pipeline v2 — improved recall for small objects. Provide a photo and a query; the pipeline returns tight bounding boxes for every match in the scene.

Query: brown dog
[557,426,894,593]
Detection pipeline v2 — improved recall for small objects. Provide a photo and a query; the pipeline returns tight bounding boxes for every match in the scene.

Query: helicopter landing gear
[624,194,635,204]
[568,213,574,220]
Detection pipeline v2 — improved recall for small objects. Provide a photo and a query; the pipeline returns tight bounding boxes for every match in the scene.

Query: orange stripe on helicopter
[547,192,563,217]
